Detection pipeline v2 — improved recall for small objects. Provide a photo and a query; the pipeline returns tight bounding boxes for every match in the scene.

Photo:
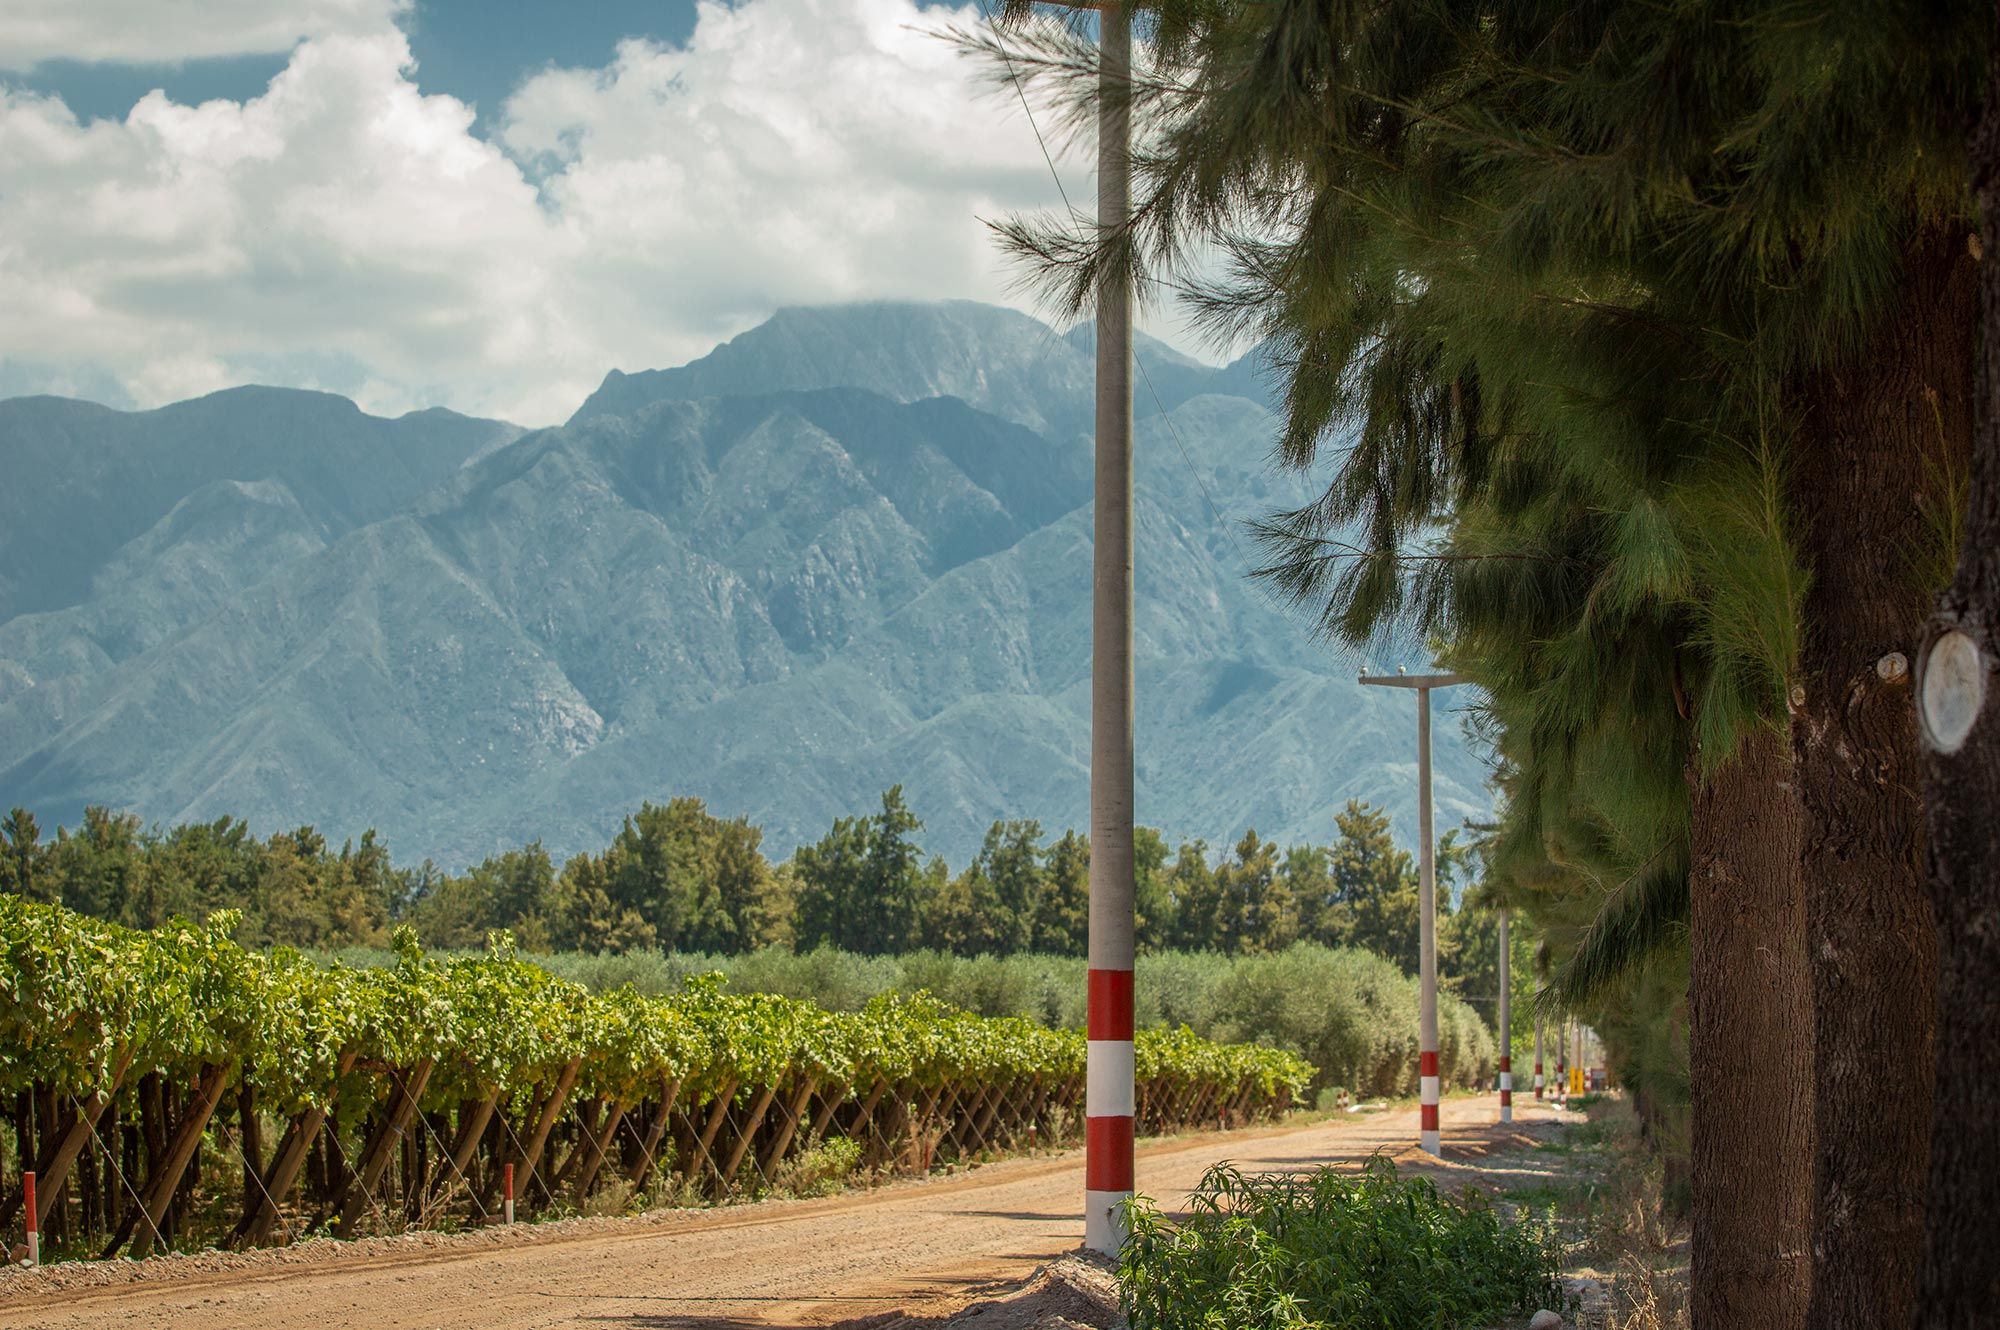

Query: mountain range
[0,301,1488,868]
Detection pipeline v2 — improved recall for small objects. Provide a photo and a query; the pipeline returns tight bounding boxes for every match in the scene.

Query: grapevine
[0,898,1310,1260]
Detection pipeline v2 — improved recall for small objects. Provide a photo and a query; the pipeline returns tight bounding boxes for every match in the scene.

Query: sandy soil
[0,1096,1571,1330]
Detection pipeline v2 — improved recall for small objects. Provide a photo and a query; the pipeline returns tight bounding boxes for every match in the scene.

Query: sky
[0,0,1158,426]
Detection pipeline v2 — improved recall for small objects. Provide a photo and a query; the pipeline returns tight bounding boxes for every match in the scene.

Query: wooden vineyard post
[335,1058,436,1238]
[759,1077,818,1180]
[122,1061,238,1259]
[852,1078,890,1166]
[514,1057,582,1206]
[626,1077,680,1190]
[551,1100,603,1196]
[232,1046,359,1248]
[570,1102,624,1204]
[808,1081,848,1142]
[683,1077,738,1186]
[718,1084,776,1186]
[431,1093,500,1213]
[7,1048,135,1239]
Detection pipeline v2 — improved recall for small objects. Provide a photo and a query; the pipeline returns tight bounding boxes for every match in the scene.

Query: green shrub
[1199,945,1492,1096]
[1121,1159,1565,1330]
[776,1134,864,1197]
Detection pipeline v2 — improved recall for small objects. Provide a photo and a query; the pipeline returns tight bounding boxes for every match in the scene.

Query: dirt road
[0,1096,1567,1330]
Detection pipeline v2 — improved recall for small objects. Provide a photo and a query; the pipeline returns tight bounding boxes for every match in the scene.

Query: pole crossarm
[1358,673,1465,690]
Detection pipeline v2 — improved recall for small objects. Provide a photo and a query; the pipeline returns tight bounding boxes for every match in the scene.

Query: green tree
[47,806,144,921]
[1032,829,1090,955]
[1,808,46,903]
[982,4,1984,1319]
[793,787,928,955]
[1132,825,1176,950]
[1321,804,1419,973]
[1279,844,1330,947]
[550,848,651,954]
[940,820,1046,956]
[411,843,558,949]
[1160,839,1219,952]
[1212,830,1292,953]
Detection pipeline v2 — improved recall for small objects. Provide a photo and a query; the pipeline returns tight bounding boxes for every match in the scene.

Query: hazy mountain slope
[0,478,327,717]
[328,391,1484,864]
[0,302,1486,867]
[0,386,519,623]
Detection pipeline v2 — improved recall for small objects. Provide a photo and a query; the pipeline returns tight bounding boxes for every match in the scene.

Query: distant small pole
[22,1171,37,1267]
[1534,1009,1545,1100]
[1555,1018,1567,1104]
[1359,668,1463,1154]
[503,1162,515,1225]
[1497,910,1513,1124]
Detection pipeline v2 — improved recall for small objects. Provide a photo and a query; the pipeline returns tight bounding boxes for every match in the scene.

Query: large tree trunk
[1688,730,1813,1329]
[1792,221,1976,1330]
[1916,52,2000,1329]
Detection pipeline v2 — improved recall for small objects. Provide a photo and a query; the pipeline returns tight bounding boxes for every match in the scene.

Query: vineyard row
[0,897,1309,1259]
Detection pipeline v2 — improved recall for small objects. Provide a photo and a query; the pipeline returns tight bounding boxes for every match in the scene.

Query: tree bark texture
[1688,729,1813,1330]
[1792,221,1975,1330]
[1916,42,2000,1327]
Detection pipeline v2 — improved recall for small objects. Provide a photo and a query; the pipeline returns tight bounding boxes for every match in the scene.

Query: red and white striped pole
[1082,0,1136,1259]
[1359,668,1462,1156]
[1416,681,1441,1154]
[1086,968,1134,1252]
[1534,1009,1545,1100]
[22,1171,37,1267]
[503,1162,515,1225]
[1557,1019,1569,1104]
[1415,681,1441,1153]
[1497,909,1513,1124]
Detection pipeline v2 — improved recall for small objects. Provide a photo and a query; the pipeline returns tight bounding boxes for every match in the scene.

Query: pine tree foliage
[971,0,1981,1088]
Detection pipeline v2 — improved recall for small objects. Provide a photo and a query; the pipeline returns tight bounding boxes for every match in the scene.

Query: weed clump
[1121,1157,1565,1330]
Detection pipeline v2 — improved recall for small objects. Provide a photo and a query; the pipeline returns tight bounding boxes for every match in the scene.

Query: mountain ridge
[0,302,1487,868]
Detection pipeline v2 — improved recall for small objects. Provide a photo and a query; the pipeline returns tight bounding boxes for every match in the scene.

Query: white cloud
[0,0,411,70]
[0,0,1109,425]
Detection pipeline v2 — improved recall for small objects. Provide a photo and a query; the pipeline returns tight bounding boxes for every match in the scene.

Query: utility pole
[1498,909,1512,1124]
[1359,668,1463,1154]
[1534,1007,1545,1100]
[1084,0,1136,1257]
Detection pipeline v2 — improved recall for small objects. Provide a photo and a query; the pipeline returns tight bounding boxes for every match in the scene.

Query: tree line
[0,795,1503,980]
